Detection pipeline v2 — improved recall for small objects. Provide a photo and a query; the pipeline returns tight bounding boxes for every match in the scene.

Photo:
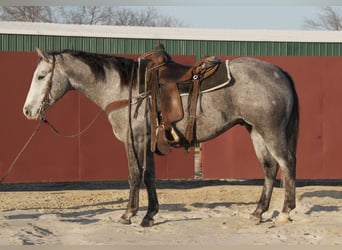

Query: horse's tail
[283,70,299,156]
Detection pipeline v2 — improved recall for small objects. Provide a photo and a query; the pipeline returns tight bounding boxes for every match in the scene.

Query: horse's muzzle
[23,106,40,120]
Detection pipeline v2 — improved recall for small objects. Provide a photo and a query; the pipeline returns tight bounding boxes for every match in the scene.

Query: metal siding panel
[262,42,269,55]
[248,42,255,55]
[240,41,248,56]
[1,34,9,51]
[89,37,97,53]
[319,43,326,56]
[102,37,111,53]
[2,34,342,56]
[16,35,23,51]
[219,41,228,56]
[10,35,17,51]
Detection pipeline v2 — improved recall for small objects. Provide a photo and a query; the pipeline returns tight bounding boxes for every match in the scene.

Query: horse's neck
[62,59,128,110]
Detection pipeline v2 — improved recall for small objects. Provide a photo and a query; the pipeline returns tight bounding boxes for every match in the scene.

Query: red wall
[1,52,342,183]
[0,52,195,183]
[201,56,342,179]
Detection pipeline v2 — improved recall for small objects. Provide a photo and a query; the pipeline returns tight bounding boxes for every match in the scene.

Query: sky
[153,6,321,30]
[1,1,340,30]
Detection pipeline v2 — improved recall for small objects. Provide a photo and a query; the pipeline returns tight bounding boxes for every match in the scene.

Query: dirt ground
[0,180,341,246]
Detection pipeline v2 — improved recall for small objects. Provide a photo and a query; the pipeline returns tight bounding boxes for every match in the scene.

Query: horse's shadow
[4,199,128,225]
[191,201,256,209]
[157,201,256,212]
[5,200,257,226]
[153,217,202,226]
[5,208,115,225]
[300,190,342,199]
[300,190,342,215]
[150,201,257,226]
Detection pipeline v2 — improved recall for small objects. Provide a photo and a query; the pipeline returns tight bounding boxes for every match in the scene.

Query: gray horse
[23,48,299,227]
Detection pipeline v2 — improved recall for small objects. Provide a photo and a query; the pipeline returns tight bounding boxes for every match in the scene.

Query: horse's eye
[38,75,45,80]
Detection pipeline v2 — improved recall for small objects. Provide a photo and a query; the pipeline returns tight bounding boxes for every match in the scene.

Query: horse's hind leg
[249,129,279,222]
[263,132,296,222]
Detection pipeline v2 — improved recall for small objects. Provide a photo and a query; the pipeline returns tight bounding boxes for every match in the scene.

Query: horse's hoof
[249,213,262,224]
[141,218,154,227]
[118,216,132,225]
[275,213,292,224]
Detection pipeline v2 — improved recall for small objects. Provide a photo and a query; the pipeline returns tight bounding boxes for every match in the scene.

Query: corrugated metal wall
[2,34,342,57]
[0,52,196,183]
[2,28,342,182]
[201,56,342,180]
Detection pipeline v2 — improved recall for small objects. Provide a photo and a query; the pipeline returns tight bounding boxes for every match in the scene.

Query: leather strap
[184,77,200,144]
[150,69,158,152]
[105,99,130,115]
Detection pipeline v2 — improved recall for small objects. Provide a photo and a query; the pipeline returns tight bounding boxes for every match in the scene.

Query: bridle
[38,55,56,121]
[0,57,57,183]
[37,54,146,138]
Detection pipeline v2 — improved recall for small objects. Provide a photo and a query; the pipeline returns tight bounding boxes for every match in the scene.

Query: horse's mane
[50,50,135,86]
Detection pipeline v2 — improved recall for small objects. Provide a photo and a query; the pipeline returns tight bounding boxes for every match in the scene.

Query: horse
[23,48,299,227]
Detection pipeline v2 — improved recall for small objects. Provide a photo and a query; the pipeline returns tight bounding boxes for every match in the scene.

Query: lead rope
[0,120,42,183]
[0,110,104,184]
[41,109,103,138]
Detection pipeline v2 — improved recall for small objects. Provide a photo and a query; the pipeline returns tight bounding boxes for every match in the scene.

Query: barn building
[1,21,342,183]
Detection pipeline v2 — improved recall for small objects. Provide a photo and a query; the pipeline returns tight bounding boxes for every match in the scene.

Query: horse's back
[229,57,292,89]
[227,57,296,127]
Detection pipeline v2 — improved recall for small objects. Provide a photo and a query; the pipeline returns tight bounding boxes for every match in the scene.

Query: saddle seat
[157,56,220,85]
[156,61,192,84]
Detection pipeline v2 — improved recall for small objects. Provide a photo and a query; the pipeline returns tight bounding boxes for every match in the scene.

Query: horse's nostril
[23,107,31,117]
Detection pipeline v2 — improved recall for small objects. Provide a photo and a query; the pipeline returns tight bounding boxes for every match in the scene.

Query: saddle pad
[178,60,231,95]
[138,60,231,95]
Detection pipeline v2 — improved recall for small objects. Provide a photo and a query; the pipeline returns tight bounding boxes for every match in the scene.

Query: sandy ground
[0,181,341,246]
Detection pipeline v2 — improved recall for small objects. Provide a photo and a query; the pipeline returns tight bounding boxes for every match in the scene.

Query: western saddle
[141,44,220,155]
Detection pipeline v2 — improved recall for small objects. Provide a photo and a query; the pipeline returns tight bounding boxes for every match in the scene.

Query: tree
[57,6,114,25]
[0,6,184,27]
[304,6,342,30]
[111,7,183,27]
[0,6,54,22]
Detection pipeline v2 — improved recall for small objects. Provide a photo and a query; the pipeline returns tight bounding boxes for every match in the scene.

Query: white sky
[153,6,322,30]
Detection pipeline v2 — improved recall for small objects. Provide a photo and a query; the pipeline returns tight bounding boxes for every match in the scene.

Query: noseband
[38,55,56,120]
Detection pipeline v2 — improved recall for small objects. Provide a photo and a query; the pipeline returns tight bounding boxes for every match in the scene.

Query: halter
[38,55,56,121]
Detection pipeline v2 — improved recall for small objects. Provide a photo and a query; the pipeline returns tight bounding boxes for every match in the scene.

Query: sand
[0,181,341,246]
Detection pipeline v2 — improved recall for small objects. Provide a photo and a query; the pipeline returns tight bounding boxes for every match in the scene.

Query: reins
[0,120,42,183]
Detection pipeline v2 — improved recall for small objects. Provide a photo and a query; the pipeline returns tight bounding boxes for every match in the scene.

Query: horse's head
[23,48,72,120]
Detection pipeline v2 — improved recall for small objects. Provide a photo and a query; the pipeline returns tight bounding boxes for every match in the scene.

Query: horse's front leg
[119,143,142,224]
[141,150,159,227]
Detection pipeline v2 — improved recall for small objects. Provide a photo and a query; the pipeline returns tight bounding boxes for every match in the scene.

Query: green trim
[2,34,342,58]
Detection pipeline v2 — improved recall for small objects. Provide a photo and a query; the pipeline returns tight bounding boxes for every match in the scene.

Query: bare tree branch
[0,6,54,23]
[0,6,184,27]
[304,6,342,30]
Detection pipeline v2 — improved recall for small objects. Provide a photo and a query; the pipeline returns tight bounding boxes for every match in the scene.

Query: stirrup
[156,124,172,155]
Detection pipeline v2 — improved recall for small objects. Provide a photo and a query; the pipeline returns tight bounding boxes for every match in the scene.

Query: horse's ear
[36,48,51,63]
